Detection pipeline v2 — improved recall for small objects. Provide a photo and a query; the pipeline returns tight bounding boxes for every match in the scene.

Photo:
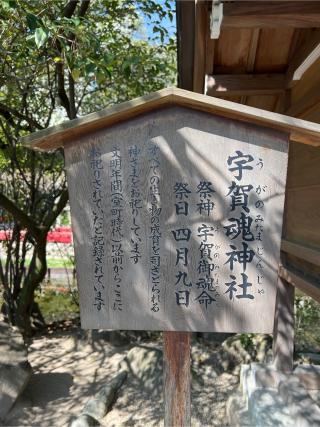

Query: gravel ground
[3,327,240,427]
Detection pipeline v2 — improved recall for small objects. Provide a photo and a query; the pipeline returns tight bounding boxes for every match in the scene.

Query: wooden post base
[163,331,191,427]
[273,276,295,373]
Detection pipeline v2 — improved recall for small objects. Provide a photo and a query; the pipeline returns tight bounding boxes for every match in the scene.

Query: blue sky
[137,0,176,43]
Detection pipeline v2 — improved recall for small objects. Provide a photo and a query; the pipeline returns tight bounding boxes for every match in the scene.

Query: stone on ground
[228,363,320,427]
[120,346,162,396]
[0,321,32,420]
[70,370,127,426]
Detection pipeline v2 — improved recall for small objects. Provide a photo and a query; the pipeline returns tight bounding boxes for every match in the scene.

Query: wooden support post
[273,276,295,373]
[164,331,191,427]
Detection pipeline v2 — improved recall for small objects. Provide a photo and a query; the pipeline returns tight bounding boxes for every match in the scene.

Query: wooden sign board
[64,105,288,333]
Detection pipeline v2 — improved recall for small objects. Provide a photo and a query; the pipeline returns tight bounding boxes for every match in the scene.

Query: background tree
[0,0,176,337]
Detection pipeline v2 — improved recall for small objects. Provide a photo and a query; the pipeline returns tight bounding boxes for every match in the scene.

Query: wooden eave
[177,1,320,120]
[23,87,320,151]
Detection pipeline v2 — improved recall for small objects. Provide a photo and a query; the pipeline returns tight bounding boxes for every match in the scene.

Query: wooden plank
[206,74,285,97]
[286,142,320,189]
[290,56,320,105]
[285,185,320,247]
[64,106,289,332]
[164,331,191,427]
[205,27,215,75]
[246,94,278,112]
[247,29,260,72]
[241,28,276,108]
[286,29,320,86]
[281,239,320,267]
[215,28,252,74]
[171,90,320,146]
[193,0,208,93]
[222,2,320,28]
[303,102,320,123]
[272,275,295,373]
[274,89,291,114]
[286,253,320,286]
[21,87,320,151]
[286,86,320,117]
[254,28,295,74]
[176,0,195,91]
[279,265,320,303]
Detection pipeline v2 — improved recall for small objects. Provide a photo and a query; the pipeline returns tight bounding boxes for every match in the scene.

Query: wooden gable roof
[23,87,320,151]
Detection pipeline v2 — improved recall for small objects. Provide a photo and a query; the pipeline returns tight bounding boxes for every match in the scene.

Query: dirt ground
[3,326,240,427]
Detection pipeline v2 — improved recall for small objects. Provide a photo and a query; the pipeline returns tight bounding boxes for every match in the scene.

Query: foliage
[0,0,176,337]
[295,295,320,352]
[35,289,79,324]
[238,332,255,350]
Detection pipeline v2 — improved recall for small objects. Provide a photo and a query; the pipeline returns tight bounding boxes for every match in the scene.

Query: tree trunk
[15,236,47,337]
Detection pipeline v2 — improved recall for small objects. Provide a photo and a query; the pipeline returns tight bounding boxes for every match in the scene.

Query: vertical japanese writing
[254,163,266,293]
[128,145,142,264]
[90,147,105,311]
[196,181,215,216]
[110,147,123,311]
[195,223,219,309]
[149,144,162,313]
[173,183,192,308]
[224,151,256,300]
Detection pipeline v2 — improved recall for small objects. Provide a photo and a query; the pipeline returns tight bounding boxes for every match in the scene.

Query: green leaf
[103,66,112,78]
[2,0,17,10]
[34,27,48,48]
[102,53,114,65]
[71,69,80,81]
[71,17,81,26]
[122,60,132,78]
[95,71,106,85]
[85,62,96,75]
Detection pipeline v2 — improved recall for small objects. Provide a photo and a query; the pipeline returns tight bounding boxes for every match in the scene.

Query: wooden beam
[222,2,320,28]
[273,275,295,373]
[205,24,215,75]
[247,29,260,72]
[286,29,320,86]
[279,265,320,303]
[285,84,320,117]
[281,239,320,267]
[240,29,261,105]
[176,0,195,91]
[164,331,191,427]
[193,0,208,93]
[22,87,320,151]
[206,73,286,97]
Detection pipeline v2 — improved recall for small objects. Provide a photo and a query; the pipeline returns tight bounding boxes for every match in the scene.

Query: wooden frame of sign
[23,88,320,426]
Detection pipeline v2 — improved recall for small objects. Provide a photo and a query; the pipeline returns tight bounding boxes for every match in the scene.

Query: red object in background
[0,226,73,243]
[47,226,73,243]
[0,230,12,240]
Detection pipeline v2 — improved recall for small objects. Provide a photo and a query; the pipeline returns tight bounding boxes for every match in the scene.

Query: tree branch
[0,192,41,241]
[68,72,77,119]
[43,188,69,230]
[63,1,79,18]
[56,61,72,118]
[79,0,90,17]
[0,102,43,130]
[56,0,91,119]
